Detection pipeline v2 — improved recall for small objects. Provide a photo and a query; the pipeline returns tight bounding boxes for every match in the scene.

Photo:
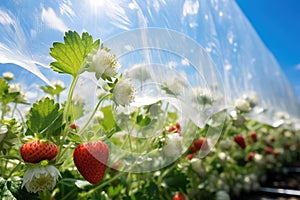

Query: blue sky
[0,0,299,107]
[235,0,300,100]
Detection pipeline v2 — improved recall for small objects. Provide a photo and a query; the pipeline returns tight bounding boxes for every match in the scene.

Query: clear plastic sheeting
[0,0,299,126]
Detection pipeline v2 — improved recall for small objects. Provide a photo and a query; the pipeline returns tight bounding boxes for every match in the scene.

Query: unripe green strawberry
[73,141,109,184]
[20,140,58,163]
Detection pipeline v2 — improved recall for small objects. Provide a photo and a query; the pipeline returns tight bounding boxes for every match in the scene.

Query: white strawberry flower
[0,124,8,143]
[85,48,120,80]
[215,190,230,200]
[93,110,104,122]
[52,80,65,89]
[113,79,135,106]
[162,75,188,96]
[8,83,21,93]
[218,152,231,163]
[245,93,258,107]
[162,133,182,158]
[253,153,264,165]
[234,98,251,112]
[190,158,206,176]
[2,71,14,81]
[218,138,232,150]
[22,165,61,193]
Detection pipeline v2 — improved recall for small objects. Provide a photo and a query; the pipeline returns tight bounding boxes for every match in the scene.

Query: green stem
[1,105,6,120]
[63,75,78,123]
[16,107,26,126]
[86,171,127,196]
[60,188,77,200]
[56,142,74,164]
[77,93,111,136]
[56,94,60,103]
[11,103,17,118]
[56,76,78,161]
[7,162,22,178]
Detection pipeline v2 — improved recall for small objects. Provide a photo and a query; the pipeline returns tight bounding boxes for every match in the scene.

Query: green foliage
[50,31,100,76]
[70,99,85,121]
[0,78,28,105]
[26,97,63,137]
[0,119,21,153]
[0,177,39,200]
[163,171,188,192]
[0,78,9,101]
[40,85,65,97]
[100,105,116,131]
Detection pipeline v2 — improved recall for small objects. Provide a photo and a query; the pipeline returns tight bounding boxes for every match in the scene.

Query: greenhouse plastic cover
[0,0,300,128]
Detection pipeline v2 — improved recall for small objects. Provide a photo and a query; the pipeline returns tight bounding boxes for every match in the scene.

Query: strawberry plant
[0,30,299,200]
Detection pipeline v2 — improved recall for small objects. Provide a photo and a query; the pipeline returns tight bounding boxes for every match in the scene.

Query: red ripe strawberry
[265,146,273,154]
[166,125,181,135]
[248,152,255,161]
[70,123,79,129]
[173,192,187,200]
[186,154,194,160]
[175,122,181,131]
[190,145,199,153]
[233,134,246,149]
[273,149,280,157]
[285,142,291,149]
[195,137,209,151]
[73,141,109,184]
[20,140,58,163]
[249,132,257,142]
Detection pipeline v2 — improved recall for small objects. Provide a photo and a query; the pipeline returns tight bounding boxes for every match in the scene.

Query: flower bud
[234,98,251,112]
[2,71,14,81]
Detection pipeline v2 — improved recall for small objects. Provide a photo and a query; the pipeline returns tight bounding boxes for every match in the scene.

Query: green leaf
[70,101,85,121]
[0,78,9,99]
[1,177,39,200]
[67,133,82,143]
[26,97,63,137]
[50,30,100,76]
[40,85,65,96]
[163,172,188,191]
[107,185,123,198]
[100,105,116,131]
[136,115,151,127]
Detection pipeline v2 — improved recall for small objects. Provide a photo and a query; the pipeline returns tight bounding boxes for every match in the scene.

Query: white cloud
[0,10,13,25]
[25,91,38,99]
[183,0,199,16]
[59,1,75,18]
[41,7,68,33]
[295,63,300,70]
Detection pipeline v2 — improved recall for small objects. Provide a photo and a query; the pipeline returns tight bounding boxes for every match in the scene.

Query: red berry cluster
[189,137,209,155]
[20,123,110,185]
[165,122,181,135]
